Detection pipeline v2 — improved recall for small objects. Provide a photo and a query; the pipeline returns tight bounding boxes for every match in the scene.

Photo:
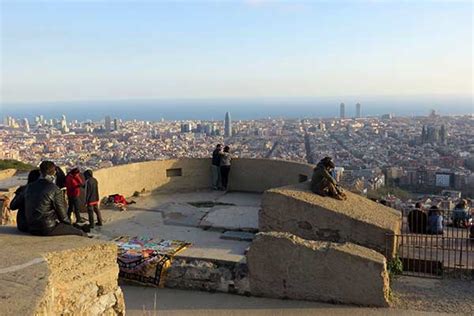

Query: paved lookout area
[97,190,260,262]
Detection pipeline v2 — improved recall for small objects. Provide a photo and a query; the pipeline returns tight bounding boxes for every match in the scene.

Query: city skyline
[1,1,472,103]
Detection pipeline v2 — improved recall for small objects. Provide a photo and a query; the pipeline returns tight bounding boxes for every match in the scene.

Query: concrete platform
[199,206,259,232]
[97,191,260,263]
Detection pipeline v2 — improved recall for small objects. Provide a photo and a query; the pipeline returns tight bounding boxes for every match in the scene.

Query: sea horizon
[2,95,472,121]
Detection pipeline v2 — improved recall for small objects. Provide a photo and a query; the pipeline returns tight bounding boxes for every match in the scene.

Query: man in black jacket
[9,169,41,232]
[24,161,85,236]
[211,144,222,190]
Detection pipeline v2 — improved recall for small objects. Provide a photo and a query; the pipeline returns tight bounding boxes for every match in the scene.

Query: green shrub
[387,255,403,280]
[0,159,35,171]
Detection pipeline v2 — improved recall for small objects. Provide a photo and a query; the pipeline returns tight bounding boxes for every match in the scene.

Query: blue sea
[1,96,472,121]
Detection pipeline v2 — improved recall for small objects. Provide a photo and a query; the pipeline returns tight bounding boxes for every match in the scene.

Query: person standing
[220,146,232,191]
[84,169,103,228]
[65,167,85,223]
[24,161,85,236]
[211,144,222,190]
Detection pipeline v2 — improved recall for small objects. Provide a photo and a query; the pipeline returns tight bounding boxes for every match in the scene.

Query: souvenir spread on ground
[114,236,191,287]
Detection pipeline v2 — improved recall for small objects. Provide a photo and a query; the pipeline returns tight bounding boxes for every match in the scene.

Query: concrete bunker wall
[260,182,402,256]
[0,169,16,181]
[0,229,124,315]
[247,232,390,307]
[94,158,315,197]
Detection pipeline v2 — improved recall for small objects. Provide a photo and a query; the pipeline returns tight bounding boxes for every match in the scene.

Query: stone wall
[0,169,16,181]
[0,228,124,315]
[94,158,315,198]
[260,182,402,256]
[246,232,390,307]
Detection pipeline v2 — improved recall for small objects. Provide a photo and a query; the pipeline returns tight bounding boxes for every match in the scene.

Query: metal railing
[387,209,473,279]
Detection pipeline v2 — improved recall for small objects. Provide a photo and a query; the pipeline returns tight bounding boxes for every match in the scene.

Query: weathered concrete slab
[159,202,208,227]
[221,231,255,242]
[199,206,259,232]
[216,192,262,207]
[261,182,402,256]
[247,232,390,307]
[0,226,124,315]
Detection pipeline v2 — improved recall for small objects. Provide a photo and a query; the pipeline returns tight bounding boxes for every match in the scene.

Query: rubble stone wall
[0,231,124,316]
[247,232,390,307]
[95,158,314,197]
[165,257,250,295]
[260,182,402,256]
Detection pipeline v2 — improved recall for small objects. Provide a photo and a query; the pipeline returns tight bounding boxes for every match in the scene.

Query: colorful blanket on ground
[113,236,190,287]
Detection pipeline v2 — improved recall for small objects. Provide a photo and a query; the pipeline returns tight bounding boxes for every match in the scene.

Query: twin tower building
[340,103,361,119]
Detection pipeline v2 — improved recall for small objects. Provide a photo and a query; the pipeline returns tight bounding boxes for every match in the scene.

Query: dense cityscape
[1,104,473,200]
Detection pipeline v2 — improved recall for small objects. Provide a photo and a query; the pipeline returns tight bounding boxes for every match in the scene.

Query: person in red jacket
[65,167,85,223]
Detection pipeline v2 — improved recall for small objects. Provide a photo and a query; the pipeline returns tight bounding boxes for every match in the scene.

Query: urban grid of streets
[1,112,473,198]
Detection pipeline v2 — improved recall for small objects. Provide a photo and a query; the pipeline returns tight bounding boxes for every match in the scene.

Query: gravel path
[392,276,474,314]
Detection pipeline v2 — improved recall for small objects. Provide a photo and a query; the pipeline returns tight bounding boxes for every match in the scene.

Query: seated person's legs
[45,222,86,237]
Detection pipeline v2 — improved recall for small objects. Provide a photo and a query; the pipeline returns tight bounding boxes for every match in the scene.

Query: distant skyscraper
[113,118,119,131]
[105,116,111,132]
[355,103,361,118]
[224,112,232,137]
[340,103,345,119]
[23,118,30,132]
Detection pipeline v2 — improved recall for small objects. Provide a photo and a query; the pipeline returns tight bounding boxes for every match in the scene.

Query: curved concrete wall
[0,169,16,181]
[94,158,315,198]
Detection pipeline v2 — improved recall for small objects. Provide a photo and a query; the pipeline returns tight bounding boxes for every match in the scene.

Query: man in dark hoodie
[24,161,85,236]
[311,157,346,200]
[9,169,41,232]
[84,169,103,228]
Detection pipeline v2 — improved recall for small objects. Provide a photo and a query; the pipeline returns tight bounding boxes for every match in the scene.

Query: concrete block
[247,232,390,307]
[261,182,402,256]
[0,227,124,315]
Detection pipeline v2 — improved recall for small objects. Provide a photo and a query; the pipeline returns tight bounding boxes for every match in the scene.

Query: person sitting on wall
[407,202,428,234]
[427,205,444,235]
[9,169,41,233]
[452,199,470,228]
[311,157,347,201]
[24,161,86,237]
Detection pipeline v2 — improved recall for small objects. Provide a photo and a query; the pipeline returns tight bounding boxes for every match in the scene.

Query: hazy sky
[1,0,472,103]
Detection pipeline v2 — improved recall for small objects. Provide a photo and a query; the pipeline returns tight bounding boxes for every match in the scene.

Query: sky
[0,0,473,104]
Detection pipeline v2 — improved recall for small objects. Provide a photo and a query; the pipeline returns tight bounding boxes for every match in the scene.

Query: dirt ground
[391,276,474,314]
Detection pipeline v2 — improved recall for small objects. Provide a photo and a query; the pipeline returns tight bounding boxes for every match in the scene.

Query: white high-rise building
[356,103,361,118]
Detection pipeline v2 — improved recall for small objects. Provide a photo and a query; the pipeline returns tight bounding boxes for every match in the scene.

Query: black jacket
[10,186,28,232]
[25,178,70,234]
[212,149,221,166]
[85,177,99,204]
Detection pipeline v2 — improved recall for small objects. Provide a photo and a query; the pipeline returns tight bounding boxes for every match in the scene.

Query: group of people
[9,161,103,237]
[407,200,473,235]
[211,144,232,191]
